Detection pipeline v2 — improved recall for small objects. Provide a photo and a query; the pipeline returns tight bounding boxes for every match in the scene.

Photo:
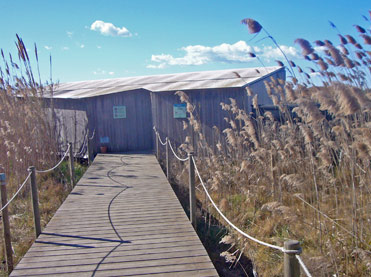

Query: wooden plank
[11,154,217,276]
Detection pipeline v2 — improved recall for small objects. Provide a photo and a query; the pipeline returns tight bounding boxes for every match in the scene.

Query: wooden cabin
[45,66,285,154]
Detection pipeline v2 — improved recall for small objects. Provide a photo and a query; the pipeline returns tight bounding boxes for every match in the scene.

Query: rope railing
[75,132,88,157]
[0,172,32,213]
[36,144,71,173]
[167,139,189,162]
[1,136,83,274]
[88,128,95,140]
[152,126,312,276]
[191,156,312,276]
[296,255,313,277]
[156,132,167,146]
[191,156,285,251]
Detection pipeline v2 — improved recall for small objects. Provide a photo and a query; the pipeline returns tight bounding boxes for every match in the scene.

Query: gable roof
[48,66,283,99]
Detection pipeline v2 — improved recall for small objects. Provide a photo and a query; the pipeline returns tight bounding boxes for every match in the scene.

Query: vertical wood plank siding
[85,89,153,153]
[151,69,285,151]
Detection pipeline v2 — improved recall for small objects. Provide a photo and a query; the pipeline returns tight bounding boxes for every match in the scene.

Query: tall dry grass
[0,36,79,273]
[171,16,371,276]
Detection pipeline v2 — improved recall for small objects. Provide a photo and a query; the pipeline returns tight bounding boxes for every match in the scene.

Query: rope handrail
[156,132,167,146]
[191,156,284,251]
[0,172,32,212]
[75,132,88,156]
[88,129,95,141]
[191,156,312,276]
[167,139,189,162]
[296,255,312,277]
[75,142,87,157]
[36,144,70,173]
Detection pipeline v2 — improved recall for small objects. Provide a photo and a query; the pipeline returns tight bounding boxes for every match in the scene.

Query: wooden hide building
[45,66,285,154]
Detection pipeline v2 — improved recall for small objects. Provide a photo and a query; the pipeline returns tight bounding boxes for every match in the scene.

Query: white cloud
[147,41,299,69]
[93,69,114,76]
[66,31,73,38]
[80,44,85,48]
[90,20,132,37]
[62,46,69,51]
[97,45,102,49]
[44,46,52,51]
[260,45,299,61]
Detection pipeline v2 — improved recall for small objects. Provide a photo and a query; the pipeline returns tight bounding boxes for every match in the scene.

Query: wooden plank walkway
[11,153,218,276]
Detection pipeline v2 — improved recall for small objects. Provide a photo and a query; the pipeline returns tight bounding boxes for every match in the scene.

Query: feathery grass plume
[276,60,284,67]
[338,34,348,44]
[310,53,320,60]
[354,25,366,33]
[350,87,371,109]
[327,44,344,66]
[252,94,259,110]
[175,90,189,103]
[248,52,256,58]
[325,58,335,66]
[295,38,314,55]
[264,111,275,121]
[245,86,254,96]
[264,80,272,96]
[318,59,329,71]
[314,40,325,46]
[340,45,349,55]
[354,141,370,159]
[337,86,361,115]
[285,84,297,102]
[360,34,371,45]
[299,98,325,122]
[338,73,349,82]
[354,43,363,49]
[345,34,357,44]
[355,51,364,60]
[241,18,262,34]
[299,124,314,144]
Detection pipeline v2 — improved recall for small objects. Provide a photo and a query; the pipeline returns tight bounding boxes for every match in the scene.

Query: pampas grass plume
[241,18,263,34]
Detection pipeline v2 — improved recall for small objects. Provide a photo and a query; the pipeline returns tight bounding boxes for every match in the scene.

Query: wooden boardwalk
[11,153,218,276]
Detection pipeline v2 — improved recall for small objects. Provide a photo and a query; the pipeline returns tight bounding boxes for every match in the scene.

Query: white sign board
[173,103,187,118]
[113,106,126,119]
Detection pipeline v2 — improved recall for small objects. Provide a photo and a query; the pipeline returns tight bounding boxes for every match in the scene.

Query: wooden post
[188,152,196,229]
[156,132,159,160]
[87,130,91,165]
[68,142,75,187]
[165,137,169,180]
[0,173,14,273]
[28,166,41,238]
[284,240,301,277]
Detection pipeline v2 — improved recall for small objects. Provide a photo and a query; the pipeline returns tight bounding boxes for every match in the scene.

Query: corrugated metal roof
[49,66,283,99]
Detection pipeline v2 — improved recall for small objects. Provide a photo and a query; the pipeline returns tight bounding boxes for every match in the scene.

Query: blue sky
[0,0,369,83]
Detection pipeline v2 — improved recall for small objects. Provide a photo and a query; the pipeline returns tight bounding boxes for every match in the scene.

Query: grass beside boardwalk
[0,36,88,275]
[0,161,87,275]
[165,18,371,277]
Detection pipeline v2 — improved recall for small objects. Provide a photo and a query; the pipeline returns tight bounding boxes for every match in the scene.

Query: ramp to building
[11,153,218,276]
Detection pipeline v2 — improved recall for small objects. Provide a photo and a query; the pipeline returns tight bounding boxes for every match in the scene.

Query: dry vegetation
[170,17,371,276]
[0,36,85,274]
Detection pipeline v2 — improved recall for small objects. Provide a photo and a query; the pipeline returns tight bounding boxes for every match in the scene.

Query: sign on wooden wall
[173,103,187,118]
[100,136,110,144]
[113,106,126,119]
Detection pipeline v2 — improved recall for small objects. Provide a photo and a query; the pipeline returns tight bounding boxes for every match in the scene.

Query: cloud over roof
[90,20,132,37]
